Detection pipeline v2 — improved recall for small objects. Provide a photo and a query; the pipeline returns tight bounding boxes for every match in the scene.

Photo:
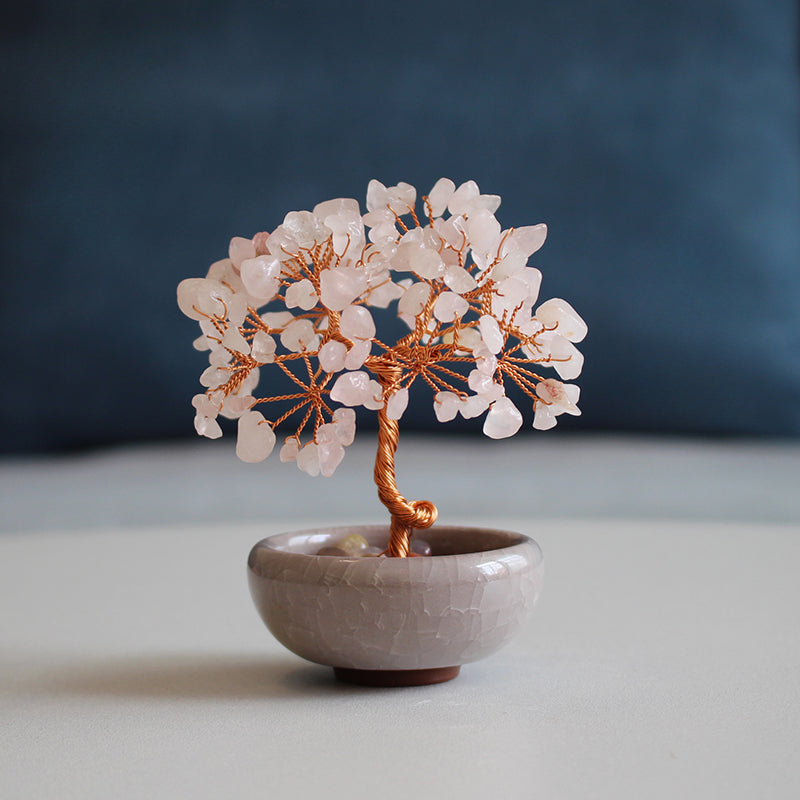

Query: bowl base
[333,665,460,687]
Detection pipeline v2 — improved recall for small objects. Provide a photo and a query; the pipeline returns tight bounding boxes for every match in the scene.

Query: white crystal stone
[435,216,466,249]
[433,291,469,322]
[229,236,256,269]
[533,402,558,430]
[315,422,339,445]
[491,276,529,320]
[279,438,300,462]
[192,334,211,352]
[226,294,249,328]
[519,268,543,306]
[333,407,356,445]
[536,332,584,380]
[398,281,431,317]
[339,304,376,341]
[473,341,498,374]
[251,331,276,363]
[386,387,409,420]
[366,180,417,214]
[319,267,367,311]
[200,366,228,389]
[297,443,321,476]
[317,440,345,478]
[363,379,384,410]
[221,394,255,419]
[483,397,523,439]
[368,222,399,246]
[285,278,318,310]
[318,340,347,372]
[208,345,232,368]
[536,378,581,415]
[426,178,456,217]
[448,181,480,216]
[509,224,547,257]
[282,210,332,249]
[443,265,477,294]
[362,207,395,229]
[191,393,218,418]
[194,413,222,439]
[330,370,371,406]
[280,319,319,352]
[467,369,503,401]
[240,256,281,301]
[402,244,443,279]
[434,391,461,422]
[471,194,501,214]
[536,298,588,343]
[177,278,208,321]
[196,279,233,318]
[364,274,403,308]
[235,411,276,463]
[313,197,360,222]
[260,311,294,330]
[314,199,364,256]
[490,251,527,281]
[479,314,504,354]
[344,339,371,370]
[467,208,502,254]
[221,328,250,354]
[454,326,481,352]
[266,226,300,257]
[459,394,490,419]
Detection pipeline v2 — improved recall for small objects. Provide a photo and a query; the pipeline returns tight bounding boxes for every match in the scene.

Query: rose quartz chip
[229,236,256,268]
[479,314,504,354]
[333,407,356,445]
[426,178,456,217]
[398,281,431,317]
[536,298,588,343]
[297,443,320,476]
[240,256,281,302]
[483,397,523,439]
[319,267,367,311]
[318,340,347,373]
[285,278,318,310]
[279,438,300,462]
[340,305,376,340]
[433,391,461,422]
[280,319,319,352]
[236,411,276,463]
[330,370,371,406]
[443,265,477,294]
[251,331,276,363]
[386,387,409,420]
[433,291,469,322]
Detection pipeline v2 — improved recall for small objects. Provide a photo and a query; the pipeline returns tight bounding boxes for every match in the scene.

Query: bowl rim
[250,523,541,565]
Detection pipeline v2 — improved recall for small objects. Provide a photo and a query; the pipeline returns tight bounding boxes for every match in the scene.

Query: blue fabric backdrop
[2,0,798,452]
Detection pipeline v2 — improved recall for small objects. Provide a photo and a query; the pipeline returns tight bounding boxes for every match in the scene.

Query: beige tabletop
[2,516,798,799]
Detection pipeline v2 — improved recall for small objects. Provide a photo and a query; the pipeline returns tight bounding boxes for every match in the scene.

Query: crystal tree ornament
[177,179,587,557]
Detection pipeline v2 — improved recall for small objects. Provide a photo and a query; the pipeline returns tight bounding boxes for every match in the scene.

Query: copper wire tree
[178,179,587,557]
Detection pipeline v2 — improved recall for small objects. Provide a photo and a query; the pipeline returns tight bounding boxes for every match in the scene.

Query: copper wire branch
[372,360,437,557]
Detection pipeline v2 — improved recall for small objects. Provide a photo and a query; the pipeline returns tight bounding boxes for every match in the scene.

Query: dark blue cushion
[1,0,798,451]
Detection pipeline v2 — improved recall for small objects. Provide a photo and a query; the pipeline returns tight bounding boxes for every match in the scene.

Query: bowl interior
[263,525,528,557]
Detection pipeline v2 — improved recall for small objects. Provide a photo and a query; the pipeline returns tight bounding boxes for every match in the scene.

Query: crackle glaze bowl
[247,525,543,686]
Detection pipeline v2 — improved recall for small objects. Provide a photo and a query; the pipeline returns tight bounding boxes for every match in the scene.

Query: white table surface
[2,517,798,799]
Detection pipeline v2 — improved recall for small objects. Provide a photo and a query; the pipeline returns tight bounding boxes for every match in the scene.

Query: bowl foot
[333,665,460,687]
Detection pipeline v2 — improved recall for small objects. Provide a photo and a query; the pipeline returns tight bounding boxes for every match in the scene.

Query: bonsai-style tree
[177,179,587,557]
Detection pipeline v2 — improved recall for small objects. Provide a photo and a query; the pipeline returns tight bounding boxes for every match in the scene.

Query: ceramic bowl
[247,525,543,685]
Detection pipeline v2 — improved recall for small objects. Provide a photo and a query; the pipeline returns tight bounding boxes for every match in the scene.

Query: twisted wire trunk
[373,362,438,557]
